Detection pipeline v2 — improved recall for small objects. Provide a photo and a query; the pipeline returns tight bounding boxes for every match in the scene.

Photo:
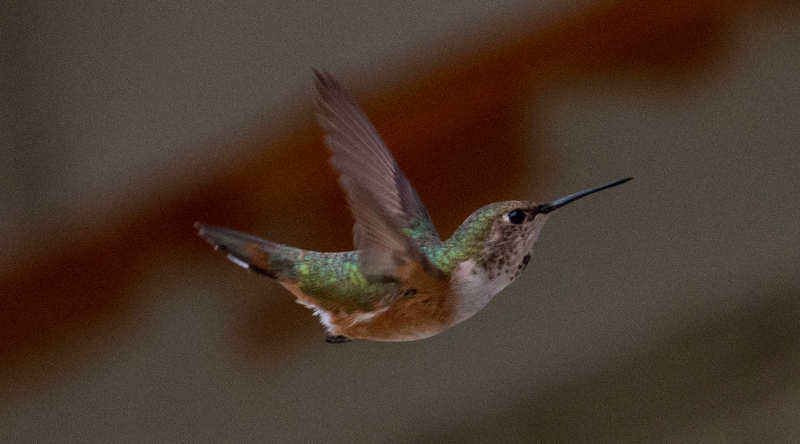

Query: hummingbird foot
[324,334,352,344]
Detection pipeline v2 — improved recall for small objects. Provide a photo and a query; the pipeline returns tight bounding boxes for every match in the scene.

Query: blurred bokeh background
[3,0,800,442]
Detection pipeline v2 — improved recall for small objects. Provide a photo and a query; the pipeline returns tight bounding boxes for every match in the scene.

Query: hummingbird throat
[479,213,549,283]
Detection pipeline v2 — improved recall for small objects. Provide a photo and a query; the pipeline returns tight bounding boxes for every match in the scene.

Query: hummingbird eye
[507,209,526,224]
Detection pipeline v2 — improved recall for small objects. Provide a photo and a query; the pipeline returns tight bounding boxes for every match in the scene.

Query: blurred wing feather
[314,70,441,280]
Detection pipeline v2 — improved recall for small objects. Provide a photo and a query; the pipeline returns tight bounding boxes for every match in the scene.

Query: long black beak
[539,178,632,214]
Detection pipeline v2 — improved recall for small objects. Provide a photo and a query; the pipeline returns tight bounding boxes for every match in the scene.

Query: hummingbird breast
[449,259,517,325]
[448,215,547,325]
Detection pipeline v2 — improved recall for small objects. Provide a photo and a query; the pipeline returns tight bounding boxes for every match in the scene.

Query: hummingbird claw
[324,335,352,344]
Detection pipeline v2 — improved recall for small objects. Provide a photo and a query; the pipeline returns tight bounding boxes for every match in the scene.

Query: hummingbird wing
[313,70,442,282]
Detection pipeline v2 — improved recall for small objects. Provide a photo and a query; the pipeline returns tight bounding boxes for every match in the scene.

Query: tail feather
[195,223,302,280]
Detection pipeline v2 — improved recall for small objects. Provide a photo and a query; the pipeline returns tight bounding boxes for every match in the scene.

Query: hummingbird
[196,70,631,343]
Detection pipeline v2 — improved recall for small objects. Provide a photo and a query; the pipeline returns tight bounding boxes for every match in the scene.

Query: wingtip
[312,69,332,111]
[312,69,351,101]
[312,68,333,89]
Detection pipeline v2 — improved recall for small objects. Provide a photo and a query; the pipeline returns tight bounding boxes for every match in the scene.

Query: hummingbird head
[449,178,632,280]
[472,200,552,279]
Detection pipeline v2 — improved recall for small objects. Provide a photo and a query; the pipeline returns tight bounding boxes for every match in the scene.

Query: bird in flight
[196,70,631,343]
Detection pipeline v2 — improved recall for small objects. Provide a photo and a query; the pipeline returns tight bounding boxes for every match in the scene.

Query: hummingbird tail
[195,223,303,280]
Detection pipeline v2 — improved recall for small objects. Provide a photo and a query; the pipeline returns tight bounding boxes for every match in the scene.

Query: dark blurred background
[3,0,800,442]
